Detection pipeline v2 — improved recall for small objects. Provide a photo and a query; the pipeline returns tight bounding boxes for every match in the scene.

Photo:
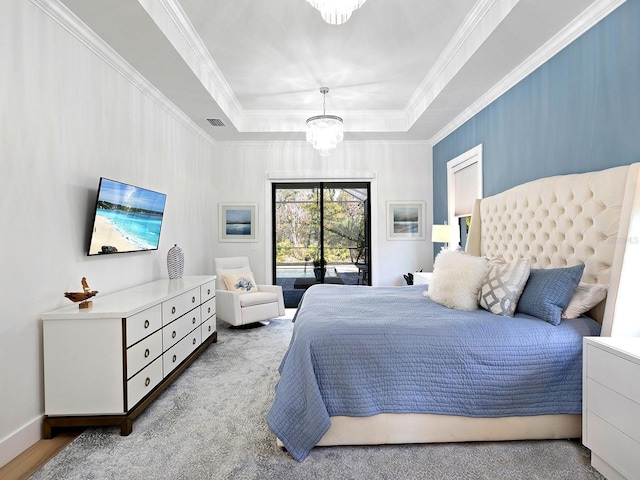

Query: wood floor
[0,432,80,480]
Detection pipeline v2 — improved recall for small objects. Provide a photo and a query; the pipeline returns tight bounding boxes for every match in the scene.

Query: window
[447,145,482,248]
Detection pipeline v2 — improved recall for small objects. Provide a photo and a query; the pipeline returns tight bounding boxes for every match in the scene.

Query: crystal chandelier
[306,87,343,157]
[306,0,368,25]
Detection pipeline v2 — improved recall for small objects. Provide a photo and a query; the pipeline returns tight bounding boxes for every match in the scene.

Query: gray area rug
[31,314,604,480]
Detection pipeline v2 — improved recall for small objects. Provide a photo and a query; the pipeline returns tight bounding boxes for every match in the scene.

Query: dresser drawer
[162,288,201,325]
[201,279,216,303]
[587,378,640,444]
[126,305,162,347]
[163,328,202,375]
[587,344,640,402]
[202,297,216,321]
[201,315,216,341]
[586,411,640,480]
[163,307,201,350]
[126,330,163,379]
[127,356,163,409]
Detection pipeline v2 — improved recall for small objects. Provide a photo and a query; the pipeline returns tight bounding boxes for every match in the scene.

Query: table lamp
[431,223,460,251]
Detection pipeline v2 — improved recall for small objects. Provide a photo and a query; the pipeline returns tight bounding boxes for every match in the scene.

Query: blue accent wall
[433,0,640,224]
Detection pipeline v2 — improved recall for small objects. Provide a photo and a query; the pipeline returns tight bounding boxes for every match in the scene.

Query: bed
[267,163,640,461]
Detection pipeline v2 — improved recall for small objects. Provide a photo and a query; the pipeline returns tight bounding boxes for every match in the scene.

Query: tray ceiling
[56,0,613,143]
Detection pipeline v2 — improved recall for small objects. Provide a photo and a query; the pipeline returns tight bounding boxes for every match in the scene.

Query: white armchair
[214,256,285,327]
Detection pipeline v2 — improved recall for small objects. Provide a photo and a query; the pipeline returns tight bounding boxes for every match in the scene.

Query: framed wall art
[219,203,257,242]
[386,201,426,240]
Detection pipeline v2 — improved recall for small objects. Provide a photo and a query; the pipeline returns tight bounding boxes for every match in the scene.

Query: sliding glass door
[272,182,370,307]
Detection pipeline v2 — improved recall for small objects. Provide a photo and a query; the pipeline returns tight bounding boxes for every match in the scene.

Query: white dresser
[583,336,640,480]
[42,276,216,437]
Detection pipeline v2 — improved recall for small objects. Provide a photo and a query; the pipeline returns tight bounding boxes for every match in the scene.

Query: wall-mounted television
[88,178,167,256]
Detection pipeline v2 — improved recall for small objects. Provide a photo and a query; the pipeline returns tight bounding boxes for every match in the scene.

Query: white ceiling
[57,0,611,143]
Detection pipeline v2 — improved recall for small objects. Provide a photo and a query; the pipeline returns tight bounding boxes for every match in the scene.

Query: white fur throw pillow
[426,250,488,311]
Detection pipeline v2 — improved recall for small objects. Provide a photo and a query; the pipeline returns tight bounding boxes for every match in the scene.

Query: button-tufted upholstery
[466,163,640,331]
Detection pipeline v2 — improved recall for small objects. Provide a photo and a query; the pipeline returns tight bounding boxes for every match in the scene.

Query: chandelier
[305,0,368,25]
[306,87,343,157]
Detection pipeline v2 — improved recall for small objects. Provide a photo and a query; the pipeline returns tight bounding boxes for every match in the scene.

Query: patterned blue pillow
[222,272,260,294]
[516,265,584,325]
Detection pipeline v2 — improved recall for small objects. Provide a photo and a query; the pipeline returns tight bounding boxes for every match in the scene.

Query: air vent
[206,118,226,127]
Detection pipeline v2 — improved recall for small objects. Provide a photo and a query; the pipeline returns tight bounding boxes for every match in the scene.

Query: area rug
[31,314,604,480]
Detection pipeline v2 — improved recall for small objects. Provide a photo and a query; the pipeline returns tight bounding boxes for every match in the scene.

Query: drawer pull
[193,337,196,345]
[208,307,211,314]
[171,306,176,315]
[144,319,150,329]
[172,354,177,363]
[207,288,211,295]
[144,348,150,358]
[192,317,196,324]
[208,325,212,332]
[145,377,151,387]
[192,296,196,303]
[172,331,176,339]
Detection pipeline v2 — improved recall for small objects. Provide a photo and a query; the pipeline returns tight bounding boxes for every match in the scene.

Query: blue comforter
[267,284,601,461]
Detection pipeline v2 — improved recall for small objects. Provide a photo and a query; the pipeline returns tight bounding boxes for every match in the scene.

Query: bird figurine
[64,277,98,308]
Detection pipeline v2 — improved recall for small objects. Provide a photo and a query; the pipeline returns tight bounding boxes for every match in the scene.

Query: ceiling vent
[206,118,226,127]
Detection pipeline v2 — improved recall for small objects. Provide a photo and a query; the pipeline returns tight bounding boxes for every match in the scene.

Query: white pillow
[222,272,260,294]
[478,257,530,317]
[426,250,488,311]
[562,283,607,319]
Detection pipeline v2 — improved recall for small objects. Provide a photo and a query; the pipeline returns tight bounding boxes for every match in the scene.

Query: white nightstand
[412,272,433,286]
[583,336,640,480]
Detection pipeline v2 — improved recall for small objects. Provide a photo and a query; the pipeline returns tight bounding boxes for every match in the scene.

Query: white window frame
[447,144,483,229]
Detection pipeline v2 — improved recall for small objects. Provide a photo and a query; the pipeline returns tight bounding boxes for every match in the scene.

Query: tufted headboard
[466,163,640,335]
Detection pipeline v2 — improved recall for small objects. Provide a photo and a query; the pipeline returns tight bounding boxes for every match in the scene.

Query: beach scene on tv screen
[88,179,166,255]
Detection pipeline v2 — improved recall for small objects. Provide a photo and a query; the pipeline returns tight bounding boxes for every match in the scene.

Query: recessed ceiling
[57,0,607,143]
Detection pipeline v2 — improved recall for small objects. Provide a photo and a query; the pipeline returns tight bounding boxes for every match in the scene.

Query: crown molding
[239,109,410,133]
[29,0,216,147]
[429,0,628,145]
[404,0,520,126]
[216,139,431,148]
[266,171,377,181]
[150,0,244,126]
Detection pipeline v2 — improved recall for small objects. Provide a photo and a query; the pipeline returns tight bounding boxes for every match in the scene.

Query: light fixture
[432,223,460,251]
[306,87,343,157]
[306,0,367,25]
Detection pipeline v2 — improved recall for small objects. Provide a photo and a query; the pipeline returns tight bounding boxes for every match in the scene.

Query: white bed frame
[302,163,640,450]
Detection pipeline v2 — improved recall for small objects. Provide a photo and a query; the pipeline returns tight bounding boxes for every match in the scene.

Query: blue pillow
[516,265,584,325]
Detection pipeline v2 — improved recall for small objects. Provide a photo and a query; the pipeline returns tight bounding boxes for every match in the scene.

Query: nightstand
[412,272,433,286]
[583,337,640,480]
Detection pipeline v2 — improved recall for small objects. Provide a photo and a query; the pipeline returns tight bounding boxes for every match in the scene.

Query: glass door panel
[273,183,320,283]
[322,184,369,286]
[273,182,370,308]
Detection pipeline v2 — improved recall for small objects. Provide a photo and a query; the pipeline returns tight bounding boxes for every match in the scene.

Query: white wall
[213,141,434,286]
[0,1,217,466]
[0,0,433,468]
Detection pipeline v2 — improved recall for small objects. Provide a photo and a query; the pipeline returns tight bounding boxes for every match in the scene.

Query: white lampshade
[431,224,460,245]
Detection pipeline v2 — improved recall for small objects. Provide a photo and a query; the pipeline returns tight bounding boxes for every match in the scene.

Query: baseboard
[0,415,42,468]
